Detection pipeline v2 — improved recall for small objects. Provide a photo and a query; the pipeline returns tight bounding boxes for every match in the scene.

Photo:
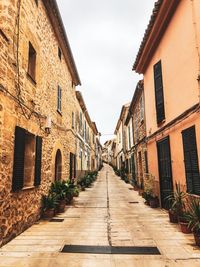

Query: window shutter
[154,61,165,124]
[70,152,73,180]
[74,155,76,178]
[34,136,42,186]
[182,126,200,195]
[144,151,149,173]
[12,126,25,192]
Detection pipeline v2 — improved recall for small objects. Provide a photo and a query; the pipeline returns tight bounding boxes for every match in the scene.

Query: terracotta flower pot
[43,209,54,219]
[194,232,200,246]
[168,210,178,223]
[179,222,192,234]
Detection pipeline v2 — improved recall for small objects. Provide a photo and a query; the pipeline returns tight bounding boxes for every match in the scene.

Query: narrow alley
[0,165,200,267]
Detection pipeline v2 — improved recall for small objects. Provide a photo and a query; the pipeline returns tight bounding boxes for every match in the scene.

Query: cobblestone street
[0,165,200,266]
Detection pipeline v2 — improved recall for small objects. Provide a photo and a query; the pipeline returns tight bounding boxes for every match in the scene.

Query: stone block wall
[0,0,78,246]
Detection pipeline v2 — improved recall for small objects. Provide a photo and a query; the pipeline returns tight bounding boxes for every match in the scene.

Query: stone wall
[0,0,78,246]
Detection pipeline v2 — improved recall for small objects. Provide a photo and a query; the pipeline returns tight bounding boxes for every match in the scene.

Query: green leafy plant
[186,197,200,233]
[165,182,187,216]
[42,194,58,211]
[50,180,66,201]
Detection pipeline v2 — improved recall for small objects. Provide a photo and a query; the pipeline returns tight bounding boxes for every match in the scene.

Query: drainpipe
[190,0,200,105]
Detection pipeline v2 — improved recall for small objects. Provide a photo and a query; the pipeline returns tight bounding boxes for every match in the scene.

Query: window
[12,126,42,191]
[35,0,38,6]
[72,112,75,129]
[70,153,76,180]
[58,47,62,60]
[140,95,144,122]
[154,60,165,124]
[28,42,36,81]
[182,126,200,195]
[57,86,62,113]
[128,126,131,149]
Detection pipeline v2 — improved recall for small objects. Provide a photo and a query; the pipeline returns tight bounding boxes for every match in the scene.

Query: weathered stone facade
[124,81,148,186]
[75,91,100,179]
[0,0,81,246]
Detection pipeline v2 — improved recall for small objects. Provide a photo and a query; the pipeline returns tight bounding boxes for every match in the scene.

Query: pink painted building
[133,0,200,207]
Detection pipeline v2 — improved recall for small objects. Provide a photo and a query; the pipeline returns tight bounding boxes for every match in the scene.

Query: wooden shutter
[154,61,165,124]
[182,126,200,195]
[74,154,76,178]
[34,136,42,186]
[12,126,25,192]
[70,152,73,180]
[144,151,149,173]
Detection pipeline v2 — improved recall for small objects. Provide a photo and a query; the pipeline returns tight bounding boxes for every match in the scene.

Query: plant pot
[58,199,66,213]
[194,232,200,246]
[66,194,73,205]
[43,209,54,219]
[168,210,178,223]
[139,189,144,196]
[149,198,159,208]
[73,192,79,197]
[179,221,192,234]
[144,200,150,206]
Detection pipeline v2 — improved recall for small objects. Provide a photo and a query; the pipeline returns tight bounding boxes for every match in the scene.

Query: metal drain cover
[61,245,161,255]
[129,201,139,204]
[50,218,64,222]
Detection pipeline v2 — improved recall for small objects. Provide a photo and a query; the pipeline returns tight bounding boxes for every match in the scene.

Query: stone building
[133,0,200,207]
[125,80,148,187]
[114,104,130,170]
[102,139,116,165]
[75,91,100,179]
[0,0,81,246]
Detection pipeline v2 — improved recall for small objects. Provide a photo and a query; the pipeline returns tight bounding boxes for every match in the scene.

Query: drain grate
[129,201,139,204]
[129,188,134,190]
[50,218,64,222]
[61,245,161,255]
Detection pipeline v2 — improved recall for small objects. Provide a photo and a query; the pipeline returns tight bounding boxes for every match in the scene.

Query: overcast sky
[57,0,155,144]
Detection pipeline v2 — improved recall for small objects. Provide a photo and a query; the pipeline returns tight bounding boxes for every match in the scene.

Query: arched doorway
[55,149,62,180]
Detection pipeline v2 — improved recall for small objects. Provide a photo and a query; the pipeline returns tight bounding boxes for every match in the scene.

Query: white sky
[57,0,156,144]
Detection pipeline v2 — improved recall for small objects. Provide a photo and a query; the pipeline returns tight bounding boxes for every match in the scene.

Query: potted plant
[149,195,159,208]
[165,182,187,223]
[73,186,79,197]
[142,191,151,205]
[42,194,58,219]
[65,180,74,204]
[50,180,66,213]
[178,210,192,234]
[186,197,200,245]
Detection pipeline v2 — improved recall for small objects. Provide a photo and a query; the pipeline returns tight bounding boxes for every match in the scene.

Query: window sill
[27,72,36,85]
[57,110,62,116]
[22,186,35,191]
[157,119,165,127]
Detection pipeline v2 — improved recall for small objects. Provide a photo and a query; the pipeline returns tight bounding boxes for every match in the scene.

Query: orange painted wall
[144,0,200,136]
[143,0,200,194]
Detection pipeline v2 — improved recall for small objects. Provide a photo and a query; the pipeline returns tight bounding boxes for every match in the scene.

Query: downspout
[190,0,200,105]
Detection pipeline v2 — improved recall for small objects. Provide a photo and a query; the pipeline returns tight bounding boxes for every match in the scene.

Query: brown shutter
[34,136,42,186]
[12,126,25,192]
[74,154,76,178]
[154,61,165,124]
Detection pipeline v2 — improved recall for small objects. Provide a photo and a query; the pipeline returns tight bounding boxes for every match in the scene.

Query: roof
[76,91,92,127]
[133,0,180,73]
[42,0,81,85]
[125,80,144,126]
[114,103,130,134]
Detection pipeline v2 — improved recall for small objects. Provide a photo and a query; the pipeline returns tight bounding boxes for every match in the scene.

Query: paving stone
[0,165,200,266]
